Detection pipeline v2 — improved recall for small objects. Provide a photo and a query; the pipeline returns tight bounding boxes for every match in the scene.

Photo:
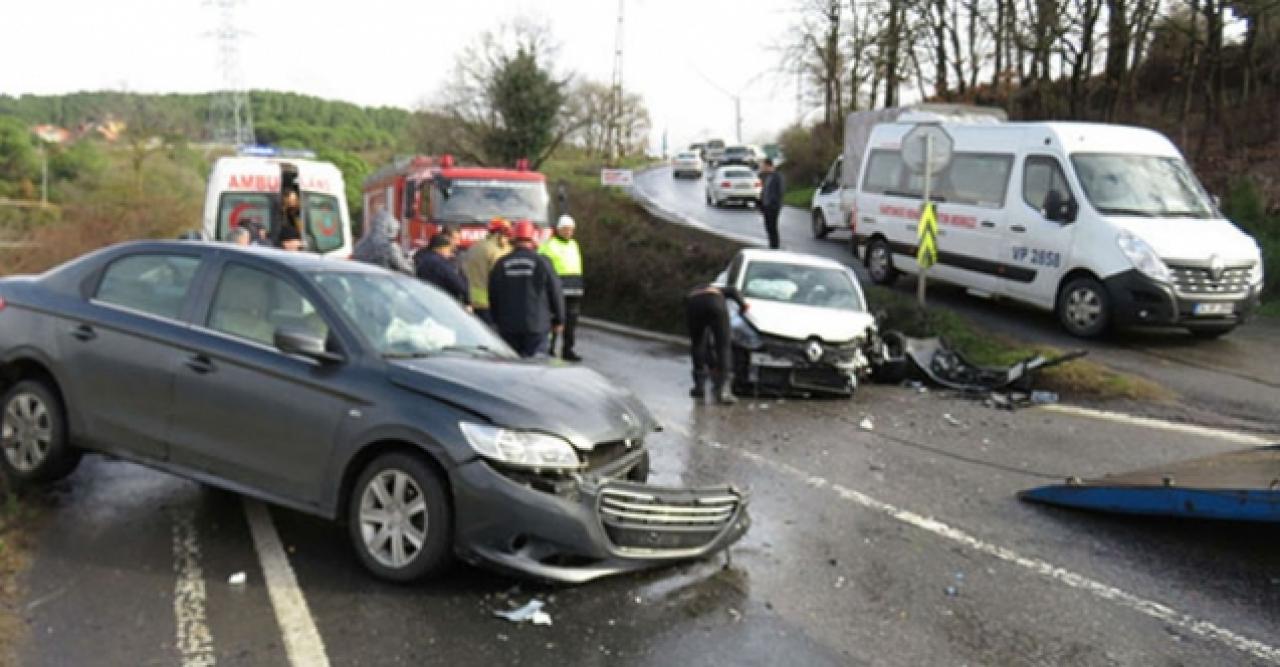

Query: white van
[852,121,1265,338]
[201,150,354,257]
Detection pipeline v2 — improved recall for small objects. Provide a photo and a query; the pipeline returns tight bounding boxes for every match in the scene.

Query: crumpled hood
[387,356,656,449]
[1108,216,1259,264]
[745,299,877,344]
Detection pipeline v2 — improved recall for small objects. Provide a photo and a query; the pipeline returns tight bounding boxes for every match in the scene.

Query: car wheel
[0,379,81,486]
[865,238,899,286]
[1057,276,1112,338]
[812,209,830,239]
[348,452,453,582]
[1188,324,1235,339]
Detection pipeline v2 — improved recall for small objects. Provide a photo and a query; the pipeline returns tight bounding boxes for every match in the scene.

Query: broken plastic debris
[494,599,553,626]
[858,417,874,431]
[942,413,962,427]
[227,572,247,586]
[944,585,959,597]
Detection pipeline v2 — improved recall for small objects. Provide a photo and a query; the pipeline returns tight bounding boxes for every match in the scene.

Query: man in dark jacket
[415,233,471,307]
[686,283,749,404]
[488,220,565,357]
[759,158,783,249]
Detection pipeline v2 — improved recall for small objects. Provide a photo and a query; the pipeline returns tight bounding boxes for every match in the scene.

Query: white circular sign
[901,124,954,176]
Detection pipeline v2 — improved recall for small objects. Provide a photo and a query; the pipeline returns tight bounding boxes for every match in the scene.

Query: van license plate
[1193,302,1233,316]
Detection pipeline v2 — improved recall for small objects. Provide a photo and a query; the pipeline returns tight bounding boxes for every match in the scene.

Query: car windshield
[1070,153,1215,218]
[432,179,548,225]
[741,261,865,311]
[724,169,755,179]
[311,271,514,359]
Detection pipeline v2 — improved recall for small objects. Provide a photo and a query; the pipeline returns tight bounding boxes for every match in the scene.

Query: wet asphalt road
[633,166,1280,433]
[15,327,1280,666]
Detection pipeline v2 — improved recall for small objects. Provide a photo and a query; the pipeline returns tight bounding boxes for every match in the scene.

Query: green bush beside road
[783,186,814,209]
[1222,178,1280,316]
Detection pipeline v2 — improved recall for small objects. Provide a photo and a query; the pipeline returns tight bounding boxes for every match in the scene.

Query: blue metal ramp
[1019,445,1280,523]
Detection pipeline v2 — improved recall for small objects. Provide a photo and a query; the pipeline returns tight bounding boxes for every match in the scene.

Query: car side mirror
[275,327,343,364]
[1042,190,1078,224]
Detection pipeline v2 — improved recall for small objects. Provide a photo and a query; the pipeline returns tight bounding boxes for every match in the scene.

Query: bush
[1222,177,1279,302]
[777,122,840,194]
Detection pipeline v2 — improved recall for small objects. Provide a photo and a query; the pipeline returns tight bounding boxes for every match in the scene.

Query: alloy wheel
[2,393,52,472]
[358,469,429,570]
[1065,287,1103,330]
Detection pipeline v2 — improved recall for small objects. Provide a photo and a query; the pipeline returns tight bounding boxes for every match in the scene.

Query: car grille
[1169,264,1252,295]
[598,486,740,553]
[791,367,852,391]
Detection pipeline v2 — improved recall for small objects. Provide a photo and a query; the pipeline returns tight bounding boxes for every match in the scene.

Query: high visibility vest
[539,237,582,277]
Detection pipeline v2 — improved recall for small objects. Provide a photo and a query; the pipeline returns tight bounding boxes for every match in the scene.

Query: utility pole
[607,0,625,162]
[734,97,742,143]
[206,0,255,147]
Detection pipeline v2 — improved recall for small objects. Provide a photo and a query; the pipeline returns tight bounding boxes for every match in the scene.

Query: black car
[0,242,748,583]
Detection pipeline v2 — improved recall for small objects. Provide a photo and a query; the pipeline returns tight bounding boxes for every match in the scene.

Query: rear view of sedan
[705,166,762,208]
[671,151,704,178]
[0,242,748,583]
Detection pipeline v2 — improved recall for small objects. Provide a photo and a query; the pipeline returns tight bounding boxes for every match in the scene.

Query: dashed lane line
[243,498,330,667]
[661,421,1280,664]
[172,509,217,667]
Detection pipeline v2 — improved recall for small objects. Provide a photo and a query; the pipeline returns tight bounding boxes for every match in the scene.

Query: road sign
[916,203,939,270]
[901,124,954,176]
[600,169,635,187]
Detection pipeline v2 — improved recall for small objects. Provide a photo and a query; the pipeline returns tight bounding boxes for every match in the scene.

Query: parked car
[0,242,749,584]
[671,151,705,178]
[720,145,761,170]
[715,249,877,396]
[706,166,762,208]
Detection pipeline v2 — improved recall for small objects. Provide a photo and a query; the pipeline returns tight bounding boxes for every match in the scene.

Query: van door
[1001,154,1079,307]
[856,149,912,278]
[815,157,844,237]
[927,152,1014,295]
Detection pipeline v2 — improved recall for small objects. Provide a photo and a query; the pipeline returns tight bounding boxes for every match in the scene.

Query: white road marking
[243,498,330,667]
[1039,404,1274,445]
[172,509,217,667]
[662,421,1280,664]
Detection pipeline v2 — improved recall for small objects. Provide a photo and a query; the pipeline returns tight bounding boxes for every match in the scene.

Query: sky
[1,0,814,153]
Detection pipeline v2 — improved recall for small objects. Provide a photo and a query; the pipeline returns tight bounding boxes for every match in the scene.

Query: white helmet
[556,214,576,229]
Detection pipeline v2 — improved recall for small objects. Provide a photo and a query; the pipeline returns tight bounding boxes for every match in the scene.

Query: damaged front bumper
[451,449,750,584]
[737,338,871,396]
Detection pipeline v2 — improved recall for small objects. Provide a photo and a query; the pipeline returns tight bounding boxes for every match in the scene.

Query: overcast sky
[1,0,814,153]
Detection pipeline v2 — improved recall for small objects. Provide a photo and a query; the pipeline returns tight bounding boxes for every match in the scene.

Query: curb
[580,316,688,347]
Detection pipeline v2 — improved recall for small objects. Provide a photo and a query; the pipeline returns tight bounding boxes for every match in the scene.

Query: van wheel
[811,210,830,239]
[1188,325,1235,339]
[1,379,81,487]
[1057,277,1111,338]
[348,452,453,582]
[865,238,899,286]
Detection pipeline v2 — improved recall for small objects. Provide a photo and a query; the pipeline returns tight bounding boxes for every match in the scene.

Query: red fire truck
[361,155,551,251]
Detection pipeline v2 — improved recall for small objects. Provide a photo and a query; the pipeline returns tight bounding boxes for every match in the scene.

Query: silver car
[671,151,704,178]
[705,166,762,208]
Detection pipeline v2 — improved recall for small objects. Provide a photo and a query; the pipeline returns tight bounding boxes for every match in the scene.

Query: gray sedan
[0,241,748,583]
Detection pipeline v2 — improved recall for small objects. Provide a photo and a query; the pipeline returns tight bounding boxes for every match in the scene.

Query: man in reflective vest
[539,215,584,361]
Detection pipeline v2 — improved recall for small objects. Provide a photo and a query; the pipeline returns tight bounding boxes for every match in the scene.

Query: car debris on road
[494,599,553,626]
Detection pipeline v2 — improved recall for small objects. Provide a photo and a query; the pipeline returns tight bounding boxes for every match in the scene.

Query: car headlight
[1117,231,1171,283]
[459,422,582,471]
[730,310,763,350]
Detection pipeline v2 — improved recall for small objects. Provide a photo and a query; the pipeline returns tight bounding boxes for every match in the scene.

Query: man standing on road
[539,215,584,362]
[461,218,513,325]
[685,283,748,404]
[415,233,471,308]
[759,158,783,249]
[489,220,565,357]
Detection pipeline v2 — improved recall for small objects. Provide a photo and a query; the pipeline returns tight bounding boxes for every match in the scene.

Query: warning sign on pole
[916,203,939,270]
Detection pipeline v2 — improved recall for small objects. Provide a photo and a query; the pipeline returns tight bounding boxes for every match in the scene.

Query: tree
[564,81,651,157]
[0,117,40,199]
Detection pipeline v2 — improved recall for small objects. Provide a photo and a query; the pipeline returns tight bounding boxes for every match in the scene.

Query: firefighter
[489,220,564,358]
[539,215,584,361]
[685,283,748,404]
[461,218,513,326]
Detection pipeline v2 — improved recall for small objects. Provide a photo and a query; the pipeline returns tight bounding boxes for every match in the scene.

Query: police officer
[539,215,584,361]
[685,283,748,404]
[488,220,565,357]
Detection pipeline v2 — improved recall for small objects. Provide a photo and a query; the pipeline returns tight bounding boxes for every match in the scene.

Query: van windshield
[1070,154,1215,219]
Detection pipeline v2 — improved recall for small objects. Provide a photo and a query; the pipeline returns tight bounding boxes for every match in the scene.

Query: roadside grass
[783,186,814,208]
[1259,299,1280,318]
[865,286,1171,402]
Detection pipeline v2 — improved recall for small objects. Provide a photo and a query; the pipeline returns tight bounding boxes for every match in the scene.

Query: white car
[705,166,762,208]
[716,249,877,396]
[671,151,704,178]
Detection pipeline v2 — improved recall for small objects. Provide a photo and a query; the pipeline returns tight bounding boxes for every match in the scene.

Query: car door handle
[70,324,96,342]
[1010,225,1027,233]
[980,220,996,228]
[184,354,215,375]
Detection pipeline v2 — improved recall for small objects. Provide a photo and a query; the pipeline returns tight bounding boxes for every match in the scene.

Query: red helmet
[512,219,536,242]
[488,216,511,235]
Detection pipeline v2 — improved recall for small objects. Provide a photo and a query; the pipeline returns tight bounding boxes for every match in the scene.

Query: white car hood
[1108,216,1258,264]
[744,299,876,344]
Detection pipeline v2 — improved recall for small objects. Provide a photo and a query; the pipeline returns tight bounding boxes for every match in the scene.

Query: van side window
[863,150,1011,208]
[862,150,904,195]
[1023,156,1075,214]
[217,193,274,242]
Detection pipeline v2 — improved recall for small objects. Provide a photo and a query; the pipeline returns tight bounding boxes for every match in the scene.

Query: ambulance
[200,147,354,257]
[849,118,1265,339]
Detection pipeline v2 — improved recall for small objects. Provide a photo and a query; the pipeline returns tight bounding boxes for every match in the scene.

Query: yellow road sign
[916,203,938,269]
